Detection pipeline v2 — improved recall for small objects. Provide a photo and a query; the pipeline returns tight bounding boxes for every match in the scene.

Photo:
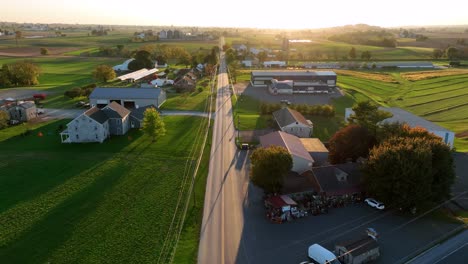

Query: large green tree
[328,124,375,164]
[143,108,166,142]
[129,50,154,70]
[92,65,116,82]
[348,101,392,136]
[250,146,293,193]
[363,127,455,211]
[0,61,41,86]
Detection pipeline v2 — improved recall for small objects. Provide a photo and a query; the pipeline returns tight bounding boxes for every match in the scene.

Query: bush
[197,87,203,93]
[40,48,49,55]
[64,87,83,98]
[262,103,335,117]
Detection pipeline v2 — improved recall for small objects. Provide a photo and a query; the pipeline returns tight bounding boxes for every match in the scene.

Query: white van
[308,244,340,264]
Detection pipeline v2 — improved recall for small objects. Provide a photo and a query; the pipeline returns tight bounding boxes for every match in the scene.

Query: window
[75,126,78,131]
[95,126,97,131]
[96,134,98,139]
[76,134,79,139]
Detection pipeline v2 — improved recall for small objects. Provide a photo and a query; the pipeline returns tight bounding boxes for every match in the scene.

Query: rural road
[198,47,249,263]
[408,229,468,263]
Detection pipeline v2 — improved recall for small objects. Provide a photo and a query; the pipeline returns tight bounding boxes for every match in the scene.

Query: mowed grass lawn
[232,94,273,130]
[0,56,121,108]
[0,115,206,263]
[161,78,213,112]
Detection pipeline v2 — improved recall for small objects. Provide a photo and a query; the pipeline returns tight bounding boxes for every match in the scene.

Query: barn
[89,87,166,109]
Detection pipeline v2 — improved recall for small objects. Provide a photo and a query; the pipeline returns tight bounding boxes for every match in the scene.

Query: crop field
[334,70,397,83]
[401,69,468,81]
[0,115,207,263]
[337,70,468,151]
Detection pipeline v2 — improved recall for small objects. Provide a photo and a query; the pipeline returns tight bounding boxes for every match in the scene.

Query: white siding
[292,155,313,174]
[282,123,312,138]
[67,115,107,143]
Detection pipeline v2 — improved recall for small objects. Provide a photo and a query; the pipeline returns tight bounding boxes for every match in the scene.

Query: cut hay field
[337,70,468,151]
[0,115,207,263]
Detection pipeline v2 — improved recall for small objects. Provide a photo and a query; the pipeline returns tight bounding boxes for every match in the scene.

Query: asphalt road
[198,48,250,263]
[408,229,468,264]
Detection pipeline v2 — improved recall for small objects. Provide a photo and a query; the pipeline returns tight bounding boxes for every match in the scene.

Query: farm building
[308,163,362,196]
[7,101,37,122]
[251,71,337,92]
[60,102,130,143]
[299,138,329,166]
[273,107,313,137]
[335,235,380,264]
[345,107,455,147]
[129,105,159,129]
[113,59,135,72]
[374,61,434,69]
[260,131,314,174]
[263,61,286,67]
[117,68,158,82]
[90,87,166,109]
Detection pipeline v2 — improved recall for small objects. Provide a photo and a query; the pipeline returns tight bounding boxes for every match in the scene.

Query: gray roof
[336,236,379,257]
[376,61,434,67]
[90,88,162,100]
[130,105,159,120]
[85,107,109,124]
[252,71,336,77]
[381,107,451,132]
[260,131,314,162]
[103,102,130,118]
[19,102,36,109]
[311,163,362,196]
[273,107,311,127]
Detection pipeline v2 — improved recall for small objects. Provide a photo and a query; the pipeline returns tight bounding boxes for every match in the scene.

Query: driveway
[234,82,344,105]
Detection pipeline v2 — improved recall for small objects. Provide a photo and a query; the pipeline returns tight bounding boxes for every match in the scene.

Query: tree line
[0,61,41,87]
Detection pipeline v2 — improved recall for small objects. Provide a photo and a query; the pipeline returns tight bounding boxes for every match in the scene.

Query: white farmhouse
[273,107,313,138]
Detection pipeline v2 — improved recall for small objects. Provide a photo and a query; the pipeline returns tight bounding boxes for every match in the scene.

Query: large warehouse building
[90,87,166,109]
[251,71,337,94]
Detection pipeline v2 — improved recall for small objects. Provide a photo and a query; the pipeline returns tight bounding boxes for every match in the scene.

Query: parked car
[240,143,249,150]
[75,101,86,107]
[365,198,385,210]
[37,108,45,115]
[33,93,47,100]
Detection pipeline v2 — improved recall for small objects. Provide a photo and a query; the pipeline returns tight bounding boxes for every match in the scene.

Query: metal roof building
[117,68,158,82]
[345,107,455,147]
[90,87,166,109]
[251,70,337,94]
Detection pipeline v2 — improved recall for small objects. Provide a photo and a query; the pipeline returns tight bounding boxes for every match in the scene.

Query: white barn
[345,107,455,147]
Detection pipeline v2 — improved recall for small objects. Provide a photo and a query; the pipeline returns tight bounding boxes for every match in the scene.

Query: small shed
[335,236,380,264]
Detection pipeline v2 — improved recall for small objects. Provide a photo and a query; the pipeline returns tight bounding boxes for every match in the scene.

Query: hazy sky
[2,0,468,29]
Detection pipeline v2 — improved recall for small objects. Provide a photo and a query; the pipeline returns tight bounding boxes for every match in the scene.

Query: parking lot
[234,82,344,105]
[233,151,465,264]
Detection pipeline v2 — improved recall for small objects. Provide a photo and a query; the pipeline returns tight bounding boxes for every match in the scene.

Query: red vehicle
[33,93,47,100]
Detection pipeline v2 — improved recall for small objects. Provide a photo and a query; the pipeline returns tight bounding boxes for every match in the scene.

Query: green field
[162,78,213,112]
[0,56,121,108]
[232,94,273,130]
[0,115,207,263]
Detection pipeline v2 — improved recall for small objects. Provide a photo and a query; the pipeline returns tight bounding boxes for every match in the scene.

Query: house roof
[273,107,311,127]
[336,236,379,256]
[252,71,337,77]
[18,101,36,109]
[300,138,328,153]
[103,101,130,118]
[130,105,159,121]
[90,87,162,100]
[85,107,109,124]
[260,131,314,162]
[311,163,362,196]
